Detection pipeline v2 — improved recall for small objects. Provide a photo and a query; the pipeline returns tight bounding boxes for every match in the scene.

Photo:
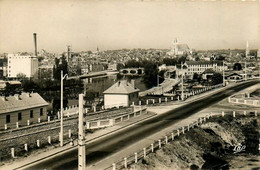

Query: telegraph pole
[78,94,86,170]
[181,62,184,101]
[222,61,225,86]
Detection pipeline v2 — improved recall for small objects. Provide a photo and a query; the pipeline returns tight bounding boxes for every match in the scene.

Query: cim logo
[233,143,246,154]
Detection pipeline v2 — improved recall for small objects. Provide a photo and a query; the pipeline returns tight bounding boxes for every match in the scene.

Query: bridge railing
[105,109,258,170]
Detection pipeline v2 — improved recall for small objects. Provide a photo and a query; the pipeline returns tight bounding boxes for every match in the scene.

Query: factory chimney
[33,33,37,56]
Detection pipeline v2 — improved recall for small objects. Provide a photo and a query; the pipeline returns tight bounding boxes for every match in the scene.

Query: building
[225,73,243,83]
[167,38,191,56]
[7,54,38,78]
[0,93,48,129]
[184,61,227,79]
[103,80,140,109]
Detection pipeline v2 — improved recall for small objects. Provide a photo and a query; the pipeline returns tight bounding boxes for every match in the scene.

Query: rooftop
[0,93,48,114]
[103,80,140,94]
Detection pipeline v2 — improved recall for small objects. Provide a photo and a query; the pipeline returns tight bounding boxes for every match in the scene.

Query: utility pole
[78,94,86,170]
[60,70,68,147]
[181,62,184,101]
[222,61,225,86]
[245,61,247,80]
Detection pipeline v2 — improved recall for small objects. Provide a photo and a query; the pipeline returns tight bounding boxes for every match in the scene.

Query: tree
[233,63,242,71]
[142,61,163,88]
[210,73,223,85]
[16,73,27,80]
[53,56,68,80]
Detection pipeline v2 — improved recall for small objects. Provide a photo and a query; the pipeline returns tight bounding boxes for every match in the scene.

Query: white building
[103,80,140,109]
[7,54,38,78]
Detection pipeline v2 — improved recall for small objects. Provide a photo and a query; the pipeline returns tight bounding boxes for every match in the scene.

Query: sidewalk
[0,112,156,170]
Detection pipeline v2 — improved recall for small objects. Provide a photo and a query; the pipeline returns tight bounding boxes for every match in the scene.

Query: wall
[7,54,38,78]
[104,94,129,109]
[0,106,47,128]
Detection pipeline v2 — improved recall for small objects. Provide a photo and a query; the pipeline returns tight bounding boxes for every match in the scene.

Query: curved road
[24,80,259,170]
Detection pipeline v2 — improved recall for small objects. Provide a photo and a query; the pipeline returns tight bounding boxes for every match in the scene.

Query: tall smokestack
[33,33,37,56]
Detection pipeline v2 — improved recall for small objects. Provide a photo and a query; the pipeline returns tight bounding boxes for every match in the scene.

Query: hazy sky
[0,0,259,53]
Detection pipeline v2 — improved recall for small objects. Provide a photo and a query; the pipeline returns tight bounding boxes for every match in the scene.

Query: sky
[0,0,259,53]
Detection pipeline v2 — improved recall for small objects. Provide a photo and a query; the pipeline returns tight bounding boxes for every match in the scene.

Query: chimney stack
[33,33,37,56]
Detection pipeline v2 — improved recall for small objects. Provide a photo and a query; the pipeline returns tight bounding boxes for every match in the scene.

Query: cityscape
[0,1,259,170]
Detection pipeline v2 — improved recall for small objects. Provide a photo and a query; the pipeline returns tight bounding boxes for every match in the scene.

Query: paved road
[24,80,259,170]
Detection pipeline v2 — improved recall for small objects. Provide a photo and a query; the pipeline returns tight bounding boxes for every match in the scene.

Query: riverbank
[129,115,259,170]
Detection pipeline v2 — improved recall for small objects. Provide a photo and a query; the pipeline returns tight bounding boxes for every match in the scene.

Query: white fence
[228,97,260,107]
[104,110,258,170]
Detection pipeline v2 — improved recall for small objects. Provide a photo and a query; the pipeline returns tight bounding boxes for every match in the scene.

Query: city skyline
[0,0,259,53]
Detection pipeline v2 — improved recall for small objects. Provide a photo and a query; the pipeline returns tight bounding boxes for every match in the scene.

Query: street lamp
[60,70,68,147]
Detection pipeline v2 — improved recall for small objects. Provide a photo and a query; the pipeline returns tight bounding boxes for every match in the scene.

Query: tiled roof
[0,93,48,114]
[103,80,140,94]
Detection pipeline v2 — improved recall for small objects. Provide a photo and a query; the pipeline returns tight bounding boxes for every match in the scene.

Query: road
[23,80,259,170]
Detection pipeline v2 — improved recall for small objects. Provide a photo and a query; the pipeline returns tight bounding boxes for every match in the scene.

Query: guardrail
[104,109,258,170]
[228,97,260,107]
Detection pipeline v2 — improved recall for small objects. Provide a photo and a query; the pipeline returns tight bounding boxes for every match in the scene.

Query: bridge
[139,78,181,96]
[67,70,119,80]
[119,68,144,75]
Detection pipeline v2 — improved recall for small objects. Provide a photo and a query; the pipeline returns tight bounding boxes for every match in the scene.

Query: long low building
[0,93,48,129]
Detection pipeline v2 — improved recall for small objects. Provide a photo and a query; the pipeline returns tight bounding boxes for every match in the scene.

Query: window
[6,115,10,123]
[40,108,43,116]
[18,112,22,121]
[30,110,33,118]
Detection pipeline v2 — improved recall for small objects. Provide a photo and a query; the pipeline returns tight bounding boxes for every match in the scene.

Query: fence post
[187,124,190,131]
[255,110,258,117]
[112,163,116,170]
[4,124,7,130]
[124,157,127,168]
[135,152,138,163]
[171,133,174,141]
[159,98,161,103]
[165,136,168,144]
[151,143,154,152]
[177,129,180,136]
[182,126,185,134]
[93,106,96,112]
[38,118,41,123]
[243,111,247,116]
[37,140,40,147]
[158,140,161,148]
[222,111,225,117]
[171,96,173,100]
[143,148,146,158]
[48,136,51,144]
[153,99,155,104]
[204,117,206,122]
[16,122,19,128]
[165,97,167,103]
[146,100,149,105]
[11,148,15,158]
[69,129,72,138]
[233,111,236,118]
[48,116,50,122]
[139,101,141,106]
[24,143,28,151]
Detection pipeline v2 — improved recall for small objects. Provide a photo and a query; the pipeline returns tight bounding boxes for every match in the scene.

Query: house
[225,73,243,82]
[0,93,48,129]
[103,80,140,109]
